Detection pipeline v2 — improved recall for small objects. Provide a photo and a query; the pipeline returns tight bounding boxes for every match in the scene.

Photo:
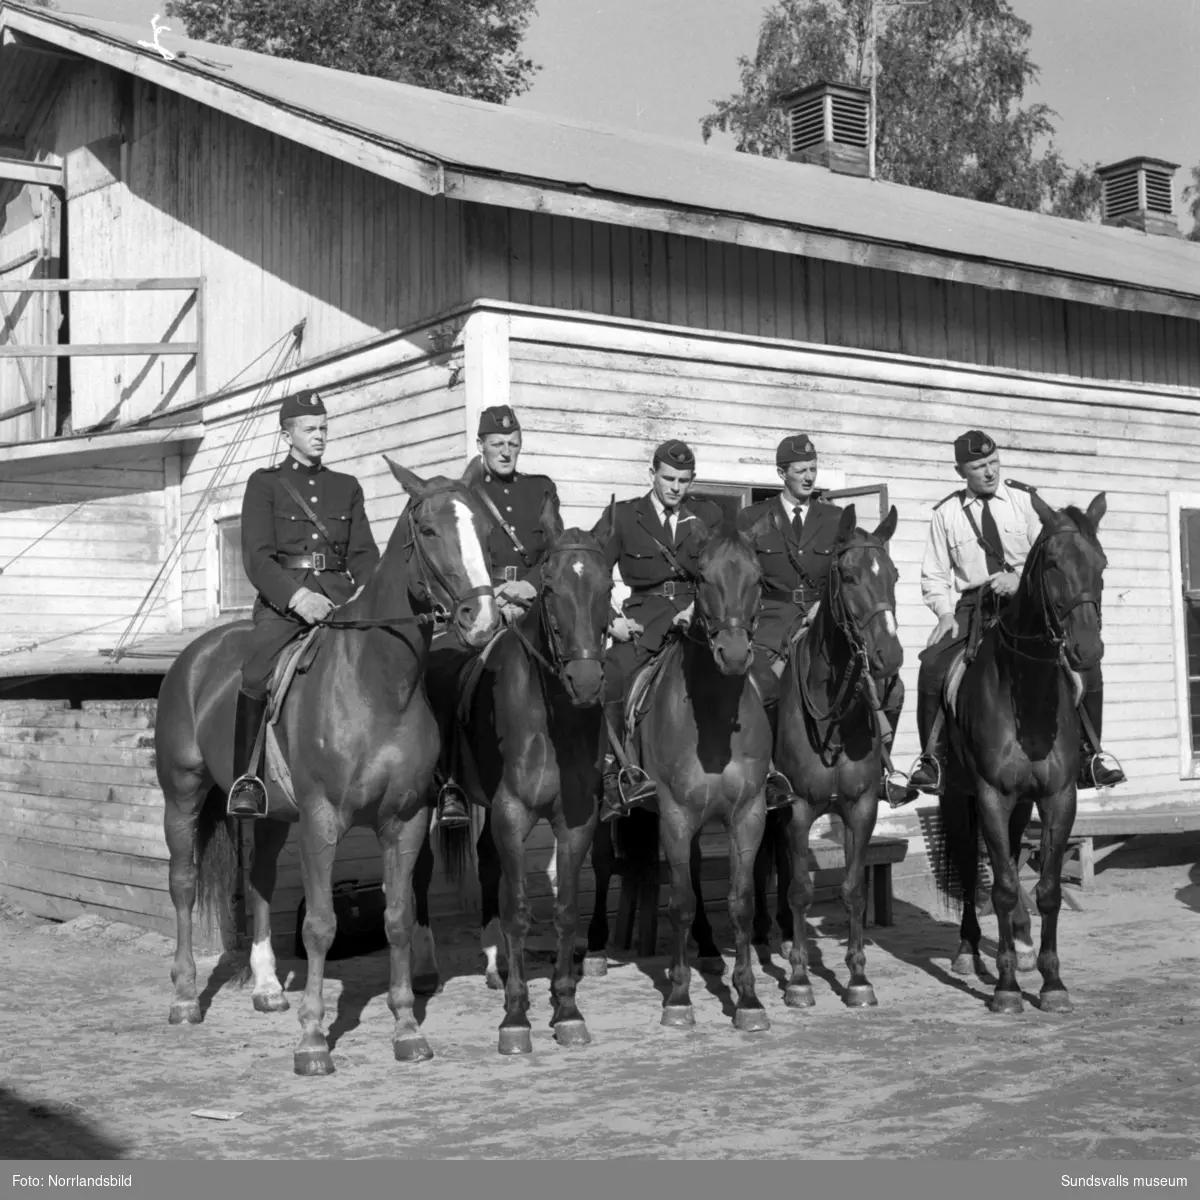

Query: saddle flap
[624,637,683,744]
[943,648,968,718]
[266,626,325,722]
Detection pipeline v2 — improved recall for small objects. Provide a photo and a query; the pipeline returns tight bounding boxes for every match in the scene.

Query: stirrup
[765,769,794,811]
[908,754,944,796]
[228,773,268,819]
[617,764,658,807]
[1081,750,1125,790]
[437,780,471,828]
[884,768,919,808]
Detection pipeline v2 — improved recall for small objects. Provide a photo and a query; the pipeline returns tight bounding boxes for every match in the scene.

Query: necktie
[791,504,804,541]
[979,497,1005,574]
[663,511,675,546]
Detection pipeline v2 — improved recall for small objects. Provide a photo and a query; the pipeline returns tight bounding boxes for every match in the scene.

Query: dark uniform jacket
[592,493,724,655]
[477,470,561,585]
[737,493,844,658]
[241,455,380,616]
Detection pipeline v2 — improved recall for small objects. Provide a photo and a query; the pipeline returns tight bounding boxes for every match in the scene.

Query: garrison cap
[279,388,326,425]
[776,433,817,466]
[954,429,997,465]
[652,439,696,470]
[478,405,521,437]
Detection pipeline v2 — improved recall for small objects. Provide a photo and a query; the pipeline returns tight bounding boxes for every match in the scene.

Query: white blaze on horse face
[870,558,880,576]
[450,497,496,638]
[884,610,897,636]
[572,559,585,578]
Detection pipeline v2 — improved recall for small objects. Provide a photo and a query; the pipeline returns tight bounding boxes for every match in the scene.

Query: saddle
[258,625,327,812]
[442,628,508,810]
[942,643,1085,718]
[622,635,685,749]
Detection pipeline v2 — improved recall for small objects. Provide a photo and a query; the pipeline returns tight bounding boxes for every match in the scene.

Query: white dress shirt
[778,489,811,529]
[920,481,1043,618]
[650,492,686,542]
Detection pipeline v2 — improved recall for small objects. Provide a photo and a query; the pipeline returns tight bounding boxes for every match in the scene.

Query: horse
[409,509,614,1053]
[932,489,1107,1014]
[154,458,501,1075]
[585,523,773,1031]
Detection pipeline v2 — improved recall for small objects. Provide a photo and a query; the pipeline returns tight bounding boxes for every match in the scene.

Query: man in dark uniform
[429,404,562,828]
[591,439,724,823]
[739,434,914,808]
[911,429,1125,794]
[227,388,380,817]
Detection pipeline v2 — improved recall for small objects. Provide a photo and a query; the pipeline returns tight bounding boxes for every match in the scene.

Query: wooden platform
[613,832,909,958]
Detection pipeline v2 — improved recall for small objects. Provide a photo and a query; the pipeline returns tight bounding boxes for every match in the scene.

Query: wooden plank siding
[502,307,1200,831]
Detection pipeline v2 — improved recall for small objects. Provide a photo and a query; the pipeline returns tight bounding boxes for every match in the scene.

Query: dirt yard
[2,835,1198,1160]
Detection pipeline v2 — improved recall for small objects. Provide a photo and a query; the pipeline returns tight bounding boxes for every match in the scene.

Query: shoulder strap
[959,492,1014,572]
[278,473,334,544]
[474,484,533,567]
[768,504,819,592]
[634,508,688,577]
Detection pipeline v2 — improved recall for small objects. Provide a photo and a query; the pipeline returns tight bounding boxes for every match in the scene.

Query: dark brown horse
[410,512,613,1053]
[155,459,500,1074]
[934,489,1107,1014]
[745,504,904,1008]
[586,524,773,1031]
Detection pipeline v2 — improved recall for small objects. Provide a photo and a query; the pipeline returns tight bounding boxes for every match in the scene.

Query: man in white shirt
[910,429,1124,793]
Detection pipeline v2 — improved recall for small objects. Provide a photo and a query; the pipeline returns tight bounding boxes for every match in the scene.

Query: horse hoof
[394,1035,434,1062]
[252,991,289,1013]
[167,1000,202,1025]
[780,940,793,959]
[485,971,505,991]
[581,955,608,978]
[1039,989,1073,1014]
[845,985,878,1008]
[293,1047,336,1076]
[660,1004,695,1028]
[951,953,978,976]
[988,990,1024,1015]
[698,956,726,976]
[554,1019,591,1048]
[1016,953,1038,974]
[412,974,442,997]
[785,985,815,1008]
[498,1025,534,1055]
[734,1007,770,1033]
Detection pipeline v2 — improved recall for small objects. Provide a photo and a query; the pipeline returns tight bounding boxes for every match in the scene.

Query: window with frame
[216,516,256,613]
[1179,509,1200,761]
[688,482,890,525]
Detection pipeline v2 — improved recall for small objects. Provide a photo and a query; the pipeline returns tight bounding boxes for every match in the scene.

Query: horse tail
[610,807,660,870]
[434,801,482,887]
[932,786,980,916]
[194,783,240,942]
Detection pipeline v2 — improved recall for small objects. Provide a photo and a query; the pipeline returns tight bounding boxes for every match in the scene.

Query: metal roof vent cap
[1096,157,1181,237]
[779,80,869,178]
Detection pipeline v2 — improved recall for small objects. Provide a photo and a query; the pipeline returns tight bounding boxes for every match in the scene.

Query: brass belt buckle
[792,588,805,605]
[662,580,676,599]
[312,553,326,572]
[503,565,519,583]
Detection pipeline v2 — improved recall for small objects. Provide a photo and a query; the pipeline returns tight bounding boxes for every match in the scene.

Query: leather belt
[632,581,695,600]
[494,565,521,585]
[276,553,347,573]
[763,586,818,606]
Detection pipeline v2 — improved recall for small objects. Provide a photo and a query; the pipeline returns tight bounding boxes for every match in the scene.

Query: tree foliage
[701,0,1099,220]
[1184,164,1200,243]
[165,0,539,105]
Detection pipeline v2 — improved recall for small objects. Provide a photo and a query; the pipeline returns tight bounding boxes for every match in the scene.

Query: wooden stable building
[1,2,1199,947]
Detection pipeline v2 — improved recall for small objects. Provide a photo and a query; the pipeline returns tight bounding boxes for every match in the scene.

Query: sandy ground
[1,835,1198,1161]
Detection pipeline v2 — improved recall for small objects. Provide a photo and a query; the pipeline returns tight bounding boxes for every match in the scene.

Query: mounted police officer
[591,439,724,823]
[429,404,562,828]
[910,428,1126,794]
[228,388,380,818]
[739,434,914,808]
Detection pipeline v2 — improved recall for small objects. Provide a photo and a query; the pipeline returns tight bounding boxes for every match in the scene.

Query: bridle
[689,549,761,652]
[797,535,896,726]
[509,539,610,687]
[996,525,1105,661]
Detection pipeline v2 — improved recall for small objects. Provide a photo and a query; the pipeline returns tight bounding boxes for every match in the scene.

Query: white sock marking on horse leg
[482,916,504,977]
[250,939,281,997]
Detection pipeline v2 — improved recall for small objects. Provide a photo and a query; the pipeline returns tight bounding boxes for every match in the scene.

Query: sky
[48,0,1200,203]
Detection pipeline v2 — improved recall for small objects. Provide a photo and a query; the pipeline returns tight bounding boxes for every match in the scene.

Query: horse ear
[1029,487,1057,528]
[461,455,485,489]
[1086,491,1107,529]
[873,505,898,544]
[540,490,564,544]
[385,455,428,499]
[836,504,857,543]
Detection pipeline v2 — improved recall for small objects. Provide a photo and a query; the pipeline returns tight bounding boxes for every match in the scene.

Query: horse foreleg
[944,784,984,975]
[690,831,725,974]
[491,787,537,1054]
[294,804,341,1074]
[583,814,614,977]
[1034,786,1076,1013]
[728,795,769,1032]
[977,786,1024,1014]
[660,803,697,1027]
[783,799,818,1007]
[838,790,880,1008]
[164,782,207,1026]
[411,826,441,997]
[1008,801,1037,973]
[478,811,505,990]
[248,818,292,1013]
[548,810,596,1047]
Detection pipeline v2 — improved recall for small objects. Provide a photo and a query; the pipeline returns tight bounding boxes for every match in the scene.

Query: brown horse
[748,504,904,1008]
[411,511,613,1053]
[586,523,773,1031]
[933,489,1107,1015]
[155,459,500,1074]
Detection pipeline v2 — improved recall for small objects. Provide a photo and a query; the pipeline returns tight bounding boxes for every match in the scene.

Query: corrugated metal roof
[5,5,1200,307]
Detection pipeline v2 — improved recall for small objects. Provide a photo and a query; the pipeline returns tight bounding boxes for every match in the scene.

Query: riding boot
[878,674,920,807]
[1077,670,1125,789]
[433,709,471,829]
[909,681,947,795]
[750,657,793,809]
[599,699,657,823]
[228,689,269,818]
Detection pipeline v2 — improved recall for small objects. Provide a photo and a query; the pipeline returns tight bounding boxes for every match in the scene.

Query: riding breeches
[241,606,307,698]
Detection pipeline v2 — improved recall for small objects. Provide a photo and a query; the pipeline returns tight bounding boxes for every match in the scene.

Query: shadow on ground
[0,1085,129,1159]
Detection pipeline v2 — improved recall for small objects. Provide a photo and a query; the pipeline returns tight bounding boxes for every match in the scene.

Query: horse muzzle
[709,626,754,677]
[560,657,605,708]
[456,593,500,648]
